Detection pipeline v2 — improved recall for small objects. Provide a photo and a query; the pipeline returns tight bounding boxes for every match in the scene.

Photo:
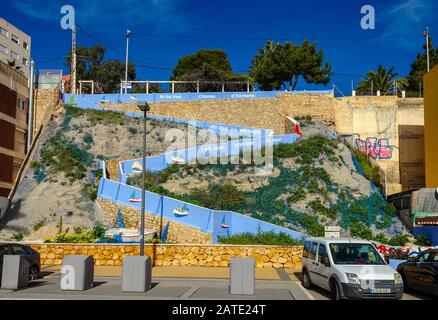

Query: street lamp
[124,29,132,94]
[424,26,430,73]
[137,101,150,256]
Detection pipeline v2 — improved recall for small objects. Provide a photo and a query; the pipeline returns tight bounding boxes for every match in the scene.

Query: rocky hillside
[128,119,409,242]
[0,106,218,241]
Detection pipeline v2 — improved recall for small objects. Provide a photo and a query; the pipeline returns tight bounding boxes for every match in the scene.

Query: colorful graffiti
[356,137,394,160]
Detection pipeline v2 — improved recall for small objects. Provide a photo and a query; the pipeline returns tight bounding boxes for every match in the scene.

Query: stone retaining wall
[97,199,212,245]
[100,93,336,134]
[29,243,303,269]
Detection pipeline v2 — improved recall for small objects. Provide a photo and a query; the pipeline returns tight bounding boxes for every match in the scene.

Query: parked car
[0,243,41,282]
[397,249,438,296]
[301,238,404,300]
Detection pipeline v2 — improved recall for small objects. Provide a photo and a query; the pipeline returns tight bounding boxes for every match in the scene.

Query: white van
[301,238,404,300]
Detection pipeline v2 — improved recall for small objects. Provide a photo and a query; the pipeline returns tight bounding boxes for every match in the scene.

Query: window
[0,43,7,55]
[11,34,19,44]
[329,243,386,265]
[309,242,318,260]
[11,245,28,255]
[317,244,329,264]
[432,253,438,262]
[303,241,311,259]
[0,27,8,37]
[11,51,18,60]
[418,252,431,263]
[23,42,29,50]
[17,99,26,111]
[22,57,28,66]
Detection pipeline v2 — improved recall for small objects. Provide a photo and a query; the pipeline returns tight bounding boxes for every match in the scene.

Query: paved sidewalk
[41,265,301,281]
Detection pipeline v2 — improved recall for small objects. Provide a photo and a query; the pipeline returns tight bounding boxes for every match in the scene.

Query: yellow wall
[424,66,438,188]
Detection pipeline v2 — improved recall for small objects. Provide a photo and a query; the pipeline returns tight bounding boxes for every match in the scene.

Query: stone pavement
[0,266,310,300]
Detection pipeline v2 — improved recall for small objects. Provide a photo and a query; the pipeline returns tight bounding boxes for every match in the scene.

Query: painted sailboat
[129,191,141,203]
[132,161,143,173]
[171,156,185,165]
[221,215,230,229]
[174,204,190,217]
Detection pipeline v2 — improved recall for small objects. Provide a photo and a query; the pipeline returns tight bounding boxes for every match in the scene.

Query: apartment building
[0,60,29,198]
[0,17,31,78]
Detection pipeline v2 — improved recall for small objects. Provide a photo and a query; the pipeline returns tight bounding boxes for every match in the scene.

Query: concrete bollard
[230,258,255,295]
[122,256,152,293]
[1,255,29,290]
[61,255,95,291]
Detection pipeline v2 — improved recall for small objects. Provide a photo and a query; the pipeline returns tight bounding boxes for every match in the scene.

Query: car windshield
[329,243,386,265]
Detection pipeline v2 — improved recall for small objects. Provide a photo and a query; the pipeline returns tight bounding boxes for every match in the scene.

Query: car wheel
[29,266,39,281]
[301,269,313,289]
[332,281,342,300]
[400,272,411,293]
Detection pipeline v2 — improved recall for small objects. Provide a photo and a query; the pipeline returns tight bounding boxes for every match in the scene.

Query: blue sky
[2,0,437,93]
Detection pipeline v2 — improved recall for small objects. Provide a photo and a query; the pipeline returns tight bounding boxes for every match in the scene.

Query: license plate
[369,288,391,294]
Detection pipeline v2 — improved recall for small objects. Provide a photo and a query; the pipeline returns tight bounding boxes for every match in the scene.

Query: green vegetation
[128,127,138,135]
[249,40,332,91]
[388,234,411,247]
[356,65,408,96]
[351,147,383,188]
[218,231,303,246]
[32,218,47,232]
[64,105,126,126]
[307,200,337,219]
[44,226,107,244]
[287,189,307,203]
[415,233,432,247]
[11,233,24,241]
[83,133,94,145]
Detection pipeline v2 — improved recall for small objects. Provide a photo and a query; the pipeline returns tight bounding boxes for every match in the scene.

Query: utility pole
[424,26,430,73]
[71,24,77,94]
[124,29,132,94]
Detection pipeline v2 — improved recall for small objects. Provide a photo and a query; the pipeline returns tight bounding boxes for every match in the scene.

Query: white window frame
[17,99,26,111]
[0,27,8,37]
[23,42,29,50]
[0,43,7,55]
[22,57,28,66]
[11,51,18,60]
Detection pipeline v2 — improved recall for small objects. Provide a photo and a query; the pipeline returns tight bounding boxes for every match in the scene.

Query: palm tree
[357,65,408,96]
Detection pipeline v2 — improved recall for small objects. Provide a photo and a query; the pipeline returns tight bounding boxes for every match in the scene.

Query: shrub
[44,233,97,244]
[287,189,307,204]
[388,234,410,247]
[11,233,24,241]
[415,233,431,247]
[350,221,373,240]
[32,218,46,232]
[308,200,337,219]
[83,133,94,145]
[351,148,383,188]
[128,127,138,135]
[218,231,303,246]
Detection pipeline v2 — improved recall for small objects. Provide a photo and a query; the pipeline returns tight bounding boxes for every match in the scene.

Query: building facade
[0,61,29,198]
[0,17,31,78]
[424,65,438,188]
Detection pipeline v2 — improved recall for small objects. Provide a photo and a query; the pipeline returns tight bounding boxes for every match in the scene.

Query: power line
[133,32,438,42]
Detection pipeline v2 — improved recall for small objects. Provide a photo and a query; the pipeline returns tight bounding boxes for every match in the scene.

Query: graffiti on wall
[356,137,394,160]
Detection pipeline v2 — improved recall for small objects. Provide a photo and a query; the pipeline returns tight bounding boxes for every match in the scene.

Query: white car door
[312,243,332,290]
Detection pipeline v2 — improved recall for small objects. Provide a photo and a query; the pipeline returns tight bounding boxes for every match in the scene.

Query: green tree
[131,83,165,93]
[249,40,333,91]
[356,65,408,96]
[65,45,106,81]
[171,49,249,92]
[96,60,136,93]
[407,36,438,96]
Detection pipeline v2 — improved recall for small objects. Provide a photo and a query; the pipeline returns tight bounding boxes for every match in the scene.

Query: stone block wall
[29,243,303,269]
[34,89,61,135]
[100,93,336,135]
[97,199,212,245]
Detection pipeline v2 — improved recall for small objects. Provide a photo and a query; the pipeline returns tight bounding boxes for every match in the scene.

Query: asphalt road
[305,285,436,300]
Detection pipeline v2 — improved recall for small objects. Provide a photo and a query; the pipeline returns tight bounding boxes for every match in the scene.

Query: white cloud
[14,0,187,33]
[376,0,437,50]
